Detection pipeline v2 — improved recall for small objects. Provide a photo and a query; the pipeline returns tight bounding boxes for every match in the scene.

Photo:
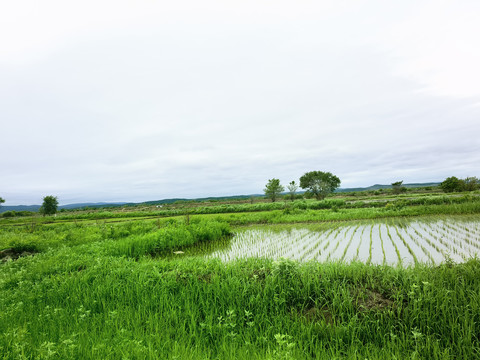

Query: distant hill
[335,182,441,193]
[0,182,442,213]
[0,202,131,213]
[59,202,132,209]
[142,194,260,206]
[0,205,42,213]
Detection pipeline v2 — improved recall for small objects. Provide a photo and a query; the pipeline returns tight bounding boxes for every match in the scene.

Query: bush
[1,211,15,218]
[1,211,34,218]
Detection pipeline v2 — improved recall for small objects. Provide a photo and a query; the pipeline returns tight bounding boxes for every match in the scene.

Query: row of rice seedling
[385,224,403,266]
[393,225,419,265]
[415,223,468,262]
[394,224,434,264]
[206,217,480,266]
[339,225,360,262]
[353,226,368,262]
[431,222,479,256]
[325,227,353,262]
[442,220,480,253]
[371,224,390,265]
[440,221,480,251]
[341,225,365,263]
[297,228,333,262]
[380,224,394,264]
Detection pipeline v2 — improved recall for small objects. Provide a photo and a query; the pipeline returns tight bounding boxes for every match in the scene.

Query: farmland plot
[207,217,480,265]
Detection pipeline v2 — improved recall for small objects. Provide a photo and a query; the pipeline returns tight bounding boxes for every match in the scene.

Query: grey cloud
[1,6,479,205]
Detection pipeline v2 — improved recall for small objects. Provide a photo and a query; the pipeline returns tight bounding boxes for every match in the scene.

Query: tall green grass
[0,219,230,259]
[1,250,479,359]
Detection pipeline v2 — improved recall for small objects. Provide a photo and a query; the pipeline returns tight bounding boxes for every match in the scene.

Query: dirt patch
[0,248,37,262]
[197,273,214,283]
[250,267,270,281]
[354,288,395,312]
[303,306,334,325]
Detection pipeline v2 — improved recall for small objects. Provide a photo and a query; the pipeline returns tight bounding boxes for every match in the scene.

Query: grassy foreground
[1,255,480,359]
[1,221,479,359]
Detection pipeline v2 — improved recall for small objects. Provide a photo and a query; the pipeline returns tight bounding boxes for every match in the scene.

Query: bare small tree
[287,181,298,201]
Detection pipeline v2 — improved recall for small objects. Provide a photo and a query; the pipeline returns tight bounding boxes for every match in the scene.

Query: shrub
[1,211,15,218]
[441,177,462,193]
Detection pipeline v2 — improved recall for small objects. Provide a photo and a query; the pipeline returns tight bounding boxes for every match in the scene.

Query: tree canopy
[440,176,461,192]
[391,181,406,194]
[40,195,59,216]
[461,177,480,191]
[264,179,284,202]
[299,171,341,200]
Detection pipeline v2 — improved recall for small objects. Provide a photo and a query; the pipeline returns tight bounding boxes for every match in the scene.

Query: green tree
[0,197,4,206]
[264,179,284,202]
[440,176,462,193]
[391,181,406,194]
[460,177,480,191]
[287,181,298,201]
[39,195,59,216]
[299,171,341,200]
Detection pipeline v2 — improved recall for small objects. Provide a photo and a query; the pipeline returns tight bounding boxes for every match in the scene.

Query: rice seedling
[386,224,402,267]
[367,224,373,265]
[339,225,359,262]
[353,225,367,262]
[393,224,419,265]
[379,224,386,265]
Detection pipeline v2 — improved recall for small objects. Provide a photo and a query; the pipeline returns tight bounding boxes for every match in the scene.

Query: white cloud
[373,1,480,98]
[1,1,479,204]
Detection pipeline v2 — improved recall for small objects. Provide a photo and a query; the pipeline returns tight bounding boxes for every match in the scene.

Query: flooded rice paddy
[201,217,480,266]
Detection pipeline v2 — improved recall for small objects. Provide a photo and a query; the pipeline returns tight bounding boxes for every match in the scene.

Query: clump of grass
[105,220,231,258]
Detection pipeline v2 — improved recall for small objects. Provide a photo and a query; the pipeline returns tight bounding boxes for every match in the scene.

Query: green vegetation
[441,176,480,193]
[462,176,480,191]
[300,171,341,200]
[0,210,35,218]
[391,180,406,194]
[1,192,480,227]
[264,178,284,203]
[1,237,479,358]
[40,195,59,216]
[1,185,480,359]
[287,181,298,201]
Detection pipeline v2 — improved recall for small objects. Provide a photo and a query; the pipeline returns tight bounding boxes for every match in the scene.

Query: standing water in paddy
[205,217,480,266]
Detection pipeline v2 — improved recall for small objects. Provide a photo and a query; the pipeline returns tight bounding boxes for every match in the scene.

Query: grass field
[1,191,480,359]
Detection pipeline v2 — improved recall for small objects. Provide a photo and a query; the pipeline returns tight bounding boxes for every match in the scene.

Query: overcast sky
[1,1,479,205]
